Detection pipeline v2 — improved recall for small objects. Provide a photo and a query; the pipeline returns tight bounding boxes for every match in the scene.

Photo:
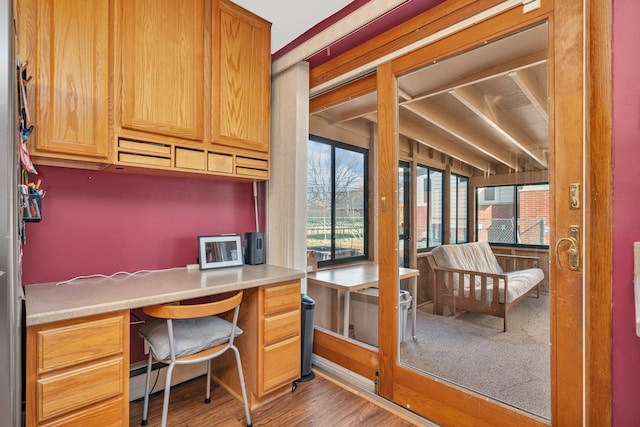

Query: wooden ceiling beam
[363,112,495,174]
[398,51,547,105]
[509,68,549,122]
[449,85,548,168]
[401,99,518,170]
[330,104,378,124]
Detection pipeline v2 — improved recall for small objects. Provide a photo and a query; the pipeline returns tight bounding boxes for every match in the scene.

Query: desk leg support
[412,276,418,341]
[343,290,350,337]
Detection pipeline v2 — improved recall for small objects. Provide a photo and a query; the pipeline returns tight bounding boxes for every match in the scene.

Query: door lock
[569,183,580,209]
[555,225,580,271]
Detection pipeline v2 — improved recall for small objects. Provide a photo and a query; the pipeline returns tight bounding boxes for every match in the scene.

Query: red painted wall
[21,166,265,362]
[612,0,640,425]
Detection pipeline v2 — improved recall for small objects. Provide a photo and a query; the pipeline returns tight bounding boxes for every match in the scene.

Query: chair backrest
[143,291,244,319]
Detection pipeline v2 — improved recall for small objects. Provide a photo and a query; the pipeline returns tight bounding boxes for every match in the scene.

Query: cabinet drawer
[38,358,124,422]
[236,156,267,169]
[208,152,233,173]
[236,166,268,178]
[262,336,300,394]
[264,310,300,345]
[118,139,171,156]
[37,315,125,374]
[175,148,205,170]
[118,152,171,167]
[263,282,300,316]
[41,397,124,427]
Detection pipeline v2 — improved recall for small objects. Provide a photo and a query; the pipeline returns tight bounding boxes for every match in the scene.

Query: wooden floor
[129,370,421,426]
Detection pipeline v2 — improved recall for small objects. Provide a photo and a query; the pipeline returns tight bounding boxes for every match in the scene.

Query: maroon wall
[21,166,265,362]
[612,0,640,425]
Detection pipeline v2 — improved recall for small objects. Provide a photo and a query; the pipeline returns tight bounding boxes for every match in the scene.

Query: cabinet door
[258,282,301,397]
[212,0,271,153]
[119,0,205,140]
[33,0,110,159]
[26,311,129,427]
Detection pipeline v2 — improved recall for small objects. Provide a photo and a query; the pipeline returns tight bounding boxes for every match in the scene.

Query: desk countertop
[25,264,305,326]
[306,263,419,291]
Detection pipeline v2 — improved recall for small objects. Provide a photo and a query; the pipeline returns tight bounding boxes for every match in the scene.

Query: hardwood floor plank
[129,370,419,426]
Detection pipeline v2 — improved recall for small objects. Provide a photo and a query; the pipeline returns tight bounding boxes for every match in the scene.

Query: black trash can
[300,294,315,381]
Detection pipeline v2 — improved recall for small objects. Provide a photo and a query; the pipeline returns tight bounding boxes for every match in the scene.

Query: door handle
[555,236,580,271]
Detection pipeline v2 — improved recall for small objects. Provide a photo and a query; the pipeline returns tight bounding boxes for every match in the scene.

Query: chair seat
[137,316,243,361]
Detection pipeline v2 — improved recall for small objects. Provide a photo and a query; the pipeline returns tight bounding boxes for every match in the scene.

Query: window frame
[450,173,469,244]
[307,134,369,267]
[416,164,445,252]
[475,182,550,249]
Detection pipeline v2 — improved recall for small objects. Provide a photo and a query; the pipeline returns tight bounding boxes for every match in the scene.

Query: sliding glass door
[377,1,587,425]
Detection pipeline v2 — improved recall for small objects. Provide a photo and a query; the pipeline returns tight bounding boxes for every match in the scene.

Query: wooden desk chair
[137,291,252,427]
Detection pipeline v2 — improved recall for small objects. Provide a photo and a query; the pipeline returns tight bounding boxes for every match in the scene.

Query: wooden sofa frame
[426,251,541,332]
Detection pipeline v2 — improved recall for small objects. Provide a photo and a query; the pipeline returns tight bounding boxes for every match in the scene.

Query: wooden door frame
[308,0,612,424]
[585,0,612,424]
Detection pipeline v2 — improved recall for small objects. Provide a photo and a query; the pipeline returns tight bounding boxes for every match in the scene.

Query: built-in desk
[24,264,305,426]
[307,264,419,342]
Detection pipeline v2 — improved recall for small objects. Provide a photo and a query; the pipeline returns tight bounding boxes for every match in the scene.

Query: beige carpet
[399,294,550,419]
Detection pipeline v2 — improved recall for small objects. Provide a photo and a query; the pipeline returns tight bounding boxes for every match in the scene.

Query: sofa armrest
[431,265,509,306]
[431,265,509,293]
[494,254,540,262]
[494,254,540,269]
[431,265,509,280]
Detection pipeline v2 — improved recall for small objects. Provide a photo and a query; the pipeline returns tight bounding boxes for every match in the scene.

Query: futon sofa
[427,242,544,331]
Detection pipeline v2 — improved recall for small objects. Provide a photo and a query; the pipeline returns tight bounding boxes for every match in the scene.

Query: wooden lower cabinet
[25,281,299,424]
[26,311,129,427]
[258,282,301,396]
[211,280,301,409]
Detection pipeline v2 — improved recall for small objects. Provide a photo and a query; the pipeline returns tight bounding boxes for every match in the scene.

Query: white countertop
[25,264,305,326]
[307,264,419,291]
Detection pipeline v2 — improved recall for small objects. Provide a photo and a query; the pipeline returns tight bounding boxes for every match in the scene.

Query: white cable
[55,266,185,286]
[253,180,260,232]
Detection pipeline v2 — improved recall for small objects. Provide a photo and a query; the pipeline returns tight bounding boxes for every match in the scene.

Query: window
[307,135,368,266]
[416,165,444,251]
[482,187,495,201]
[450,174,469,244]
[476,183,549,247]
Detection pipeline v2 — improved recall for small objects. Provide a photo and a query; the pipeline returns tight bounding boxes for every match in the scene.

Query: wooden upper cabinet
[118,0,206,141]
[27,0,110,161]
[19,0,271,179]
[212,0,271,153]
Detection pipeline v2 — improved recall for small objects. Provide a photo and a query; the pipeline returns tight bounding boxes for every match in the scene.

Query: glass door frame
[375,1,600,425]
[398,161,410,268]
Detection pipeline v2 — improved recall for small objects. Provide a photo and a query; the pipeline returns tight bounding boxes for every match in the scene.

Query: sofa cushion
[432,241,503,274]
[504,269,544,302]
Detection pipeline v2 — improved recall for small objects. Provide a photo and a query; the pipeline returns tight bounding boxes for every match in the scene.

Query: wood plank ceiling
[311,24,549,176]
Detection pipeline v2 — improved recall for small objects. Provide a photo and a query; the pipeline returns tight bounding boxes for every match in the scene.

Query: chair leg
[205,359,211,404]
[231,345,252,427]
[160,362,175,427]
[141,351,153,426]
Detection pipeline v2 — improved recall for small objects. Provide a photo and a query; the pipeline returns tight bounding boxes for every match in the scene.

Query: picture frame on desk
[198,235,244,270]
